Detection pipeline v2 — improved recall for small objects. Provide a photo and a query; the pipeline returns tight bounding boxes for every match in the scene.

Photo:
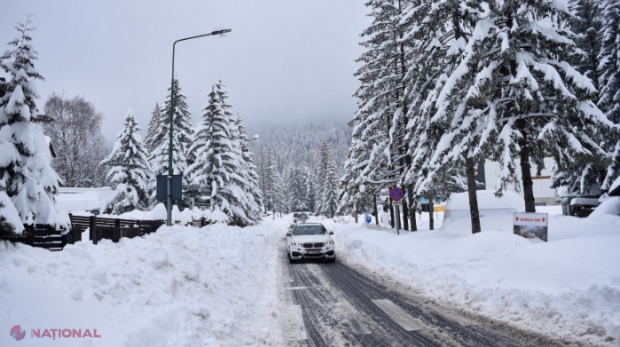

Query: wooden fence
[0,215,207,251]
[68,214,165,245]
[0,224,76,251]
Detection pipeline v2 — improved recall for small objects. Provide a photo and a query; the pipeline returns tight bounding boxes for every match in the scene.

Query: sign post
[389,186,405,235]
[513,212,549,242]
[365,214,372,224]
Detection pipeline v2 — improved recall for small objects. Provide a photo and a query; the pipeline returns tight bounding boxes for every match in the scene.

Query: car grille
[303,242,324,248]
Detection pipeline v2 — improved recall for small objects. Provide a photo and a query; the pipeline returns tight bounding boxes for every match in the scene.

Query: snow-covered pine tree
[271,167,284,217]
[432,0,610,214]
[235,114,262,221]
[149,79,191,205]
[346,0,417,229]
[553,0,608,194]
[349,0,409,198]
[305,169,316,213]
[262,154,276,213]
[100,109,151,214]
[314,142,330,215]
[188,81,255,226]
[145,102,164,153]
[321,149,340,218]
[185,89,218,201]
[0,18,67,230]
[599,0,620,190]
[286,165,308,212]
[400,0,477,231]
[314,142,339,217]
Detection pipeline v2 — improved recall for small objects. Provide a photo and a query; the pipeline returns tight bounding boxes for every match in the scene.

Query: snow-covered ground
[0,223,286,347]
[2,191,619,346]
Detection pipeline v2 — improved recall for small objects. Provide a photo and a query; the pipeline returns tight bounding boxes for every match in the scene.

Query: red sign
[389,186,404,202]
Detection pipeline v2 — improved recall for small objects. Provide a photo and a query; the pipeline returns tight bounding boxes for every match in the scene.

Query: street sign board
[365,214,372,223]
[513,212,548,242]
[156,175,183,202]
[389,186,405,202]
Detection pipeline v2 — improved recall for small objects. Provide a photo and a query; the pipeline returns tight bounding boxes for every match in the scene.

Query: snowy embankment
[325,205,620,346]
[0,222,285,347]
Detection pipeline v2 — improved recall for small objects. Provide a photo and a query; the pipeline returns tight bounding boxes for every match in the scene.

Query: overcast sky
[1,0,370,142]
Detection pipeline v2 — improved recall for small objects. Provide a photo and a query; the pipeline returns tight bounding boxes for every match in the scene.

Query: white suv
[286,223,336,263]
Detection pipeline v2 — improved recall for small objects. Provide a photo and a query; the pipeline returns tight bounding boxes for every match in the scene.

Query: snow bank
[589,196,620,218]
[0,223,284,346]
[328,209,620,346]
[443,190,524,232]
[56,187,114,213]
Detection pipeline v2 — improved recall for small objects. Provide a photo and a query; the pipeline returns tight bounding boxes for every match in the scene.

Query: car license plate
[308,250,320,254]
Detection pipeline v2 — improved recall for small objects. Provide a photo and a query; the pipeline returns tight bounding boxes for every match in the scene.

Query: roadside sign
[365,214,371,223]
[513,212,548,242]
[389,186,405,202]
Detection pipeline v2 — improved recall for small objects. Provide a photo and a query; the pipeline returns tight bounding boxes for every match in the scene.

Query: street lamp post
[166,29,231,226]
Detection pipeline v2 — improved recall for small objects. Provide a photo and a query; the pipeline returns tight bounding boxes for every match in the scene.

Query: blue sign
[365,214,372,223]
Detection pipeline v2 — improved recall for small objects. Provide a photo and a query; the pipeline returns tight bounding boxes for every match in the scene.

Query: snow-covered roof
[569,198,599,206]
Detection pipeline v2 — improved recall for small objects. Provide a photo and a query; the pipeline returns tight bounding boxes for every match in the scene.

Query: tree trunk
[466,156,482,233]
[373,194,379,225]
[389,199,395,228]
[428,197,434,230]
[517,120,536,212]
[402,191,409,230]
[407,184,417,231]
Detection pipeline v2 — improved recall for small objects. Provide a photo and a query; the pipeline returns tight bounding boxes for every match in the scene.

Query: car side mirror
[286,232,292,237]
[329,231,334,235]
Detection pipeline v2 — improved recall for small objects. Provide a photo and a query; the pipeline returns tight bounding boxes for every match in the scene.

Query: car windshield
[293,225,326,235]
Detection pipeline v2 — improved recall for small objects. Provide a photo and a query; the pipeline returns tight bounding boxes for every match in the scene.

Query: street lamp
[166,29,231,226]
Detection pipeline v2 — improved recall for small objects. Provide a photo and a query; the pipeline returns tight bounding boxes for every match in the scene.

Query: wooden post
[373,194,379,225]
[89,215,97,245]
[389,199,395,228]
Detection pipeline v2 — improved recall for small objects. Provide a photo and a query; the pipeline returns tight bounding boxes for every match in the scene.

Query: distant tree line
[250,123,350,218]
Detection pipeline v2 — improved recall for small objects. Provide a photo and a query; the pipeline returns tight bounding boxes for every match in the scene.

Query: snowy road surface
[279,248,553,347]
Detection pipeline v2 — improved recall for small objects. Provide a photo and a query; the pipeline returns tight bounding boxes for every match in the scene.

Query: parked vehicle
[286,223,335,263]
[562,197,599,218]
[293,212,308,222]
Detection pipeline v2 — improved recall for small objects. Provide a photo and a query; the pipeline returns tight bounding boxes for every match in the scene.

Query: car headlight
[291,242,302,246]
[325,240,334,245]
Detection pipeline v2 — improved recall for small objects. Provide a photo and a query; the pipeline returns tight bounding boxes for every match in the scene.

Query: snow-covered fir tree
[0,18,67,230]
[100,109,151,214]
[320,148,339,218]
[424,0,610,214]
[314,142,339,217]
[235,114,262,220]
[599,0,620,190]
[145,102,164,153]
[286,165,308,212]
[187,81,258,226]
[149,78,192,203]
[401,0,481,231]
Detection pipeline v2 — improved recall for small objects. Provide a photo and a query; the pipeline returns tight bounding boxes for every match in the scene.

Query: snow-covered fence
[190,218,214,228]
[69,214,165,245]
[0,224,70,251]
